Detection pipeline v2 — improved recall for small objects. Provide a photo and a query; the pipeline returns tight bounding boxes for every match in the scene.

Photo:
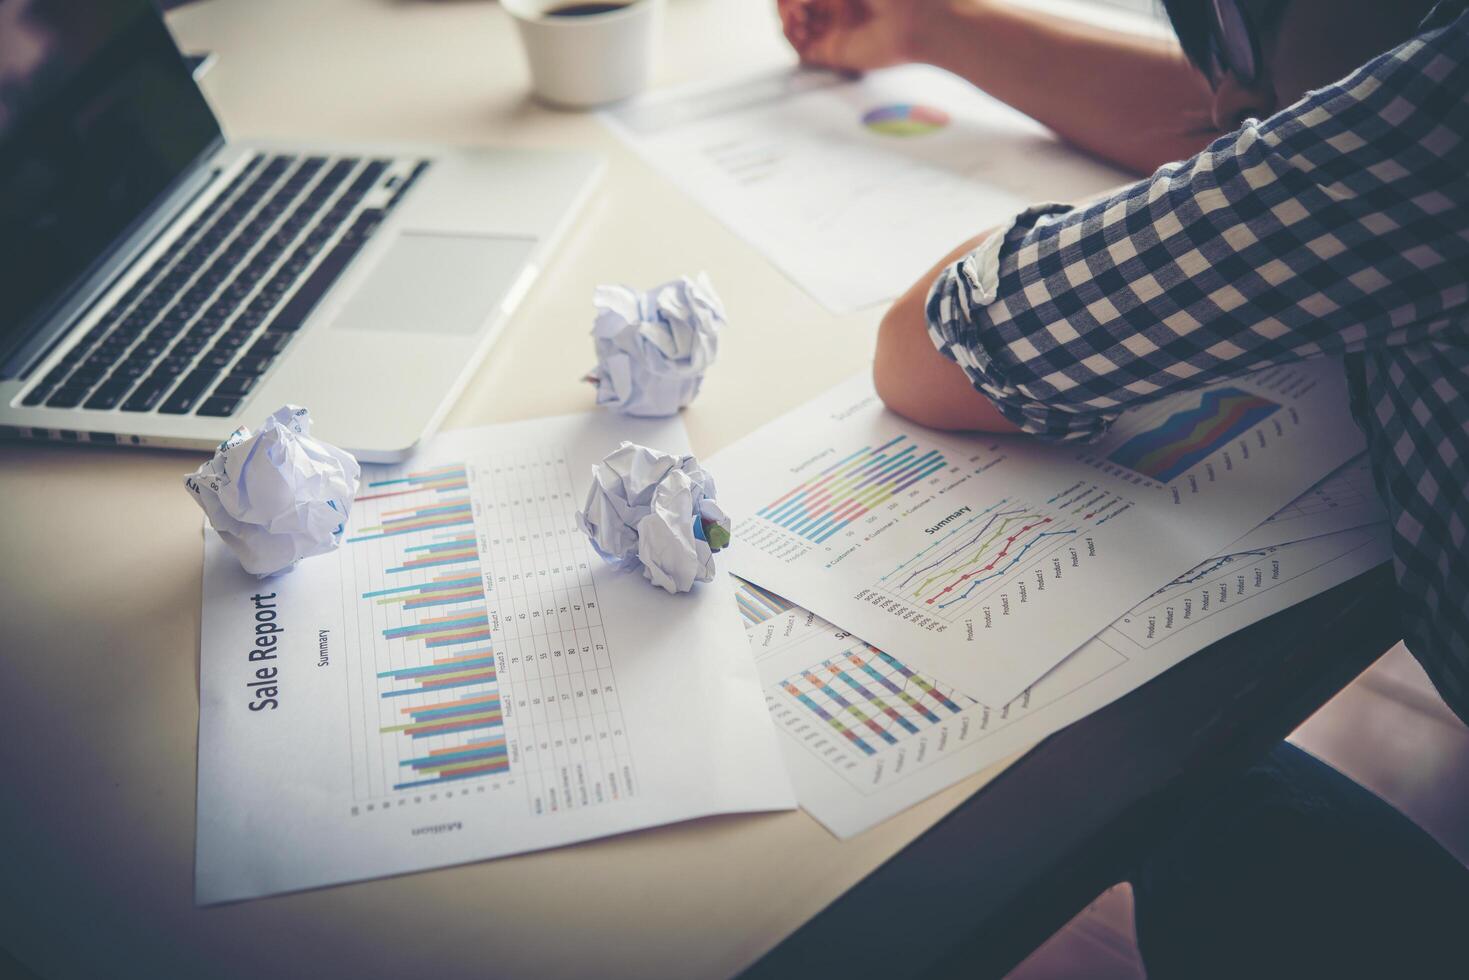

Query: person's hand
[777,0,928,72]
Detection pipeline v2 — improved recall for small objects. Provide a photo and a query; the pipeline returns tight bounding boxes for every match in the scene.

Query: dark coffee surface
[545,2,629,16]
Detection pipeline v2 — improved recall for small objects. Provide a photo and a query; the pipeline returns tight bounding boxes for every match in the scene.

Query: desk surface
[0,2,1018,977]
[0,1,1277,978]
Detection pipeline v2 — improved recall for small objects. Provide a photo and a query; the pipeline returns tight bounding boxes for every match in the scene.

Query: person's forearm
[909,0,1219,175]
[873,232,1022,433]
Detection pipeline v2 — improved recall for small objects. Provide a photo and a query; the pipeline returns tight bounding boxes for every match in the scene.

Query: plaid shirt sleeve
[926,6,1469,723]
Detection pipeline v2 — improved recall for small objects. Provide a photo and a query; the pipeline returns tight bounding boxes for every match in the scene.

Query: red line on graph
[922,517,1054,603]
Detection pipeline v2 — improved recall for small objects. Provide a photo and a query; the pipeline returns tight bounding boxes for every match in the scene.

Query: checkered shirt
[926,4,1469,724]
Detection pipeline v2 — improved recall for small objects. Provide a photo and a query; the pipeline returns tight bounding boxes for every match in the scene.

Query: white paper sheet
[738,521,1391,838]
[711,360,1365,706]
[195,412,794,905]
[603,65,1131,313]
[1229,453,1384,551]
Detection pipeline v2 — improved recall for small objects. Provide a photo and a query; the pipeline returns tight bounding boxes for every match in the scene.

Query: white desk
[0,1,1150,976]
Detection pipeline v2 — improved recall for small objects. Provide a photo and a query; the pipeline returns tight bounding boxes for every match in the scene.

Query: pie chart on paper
[861,103,950,136]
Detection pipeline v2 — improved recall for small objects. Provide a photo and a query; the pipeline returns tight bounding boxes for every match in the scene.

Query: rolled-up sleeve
[925,7,1469,443]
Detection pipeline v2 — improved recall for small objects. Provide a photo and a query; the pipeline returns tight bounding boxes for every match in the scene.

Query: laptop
[0,0,600,461]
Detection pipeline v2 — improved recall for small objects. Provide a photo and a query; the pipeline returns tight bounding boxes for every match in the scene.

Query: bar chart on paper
[195,411,799,905]
[734,576,793,628]
[339,452,635,814]
[726,413,1152,702]
[717,365,1364,710]
[777,643,972,761]
[757,435,951,544]
[748,526,1388,837]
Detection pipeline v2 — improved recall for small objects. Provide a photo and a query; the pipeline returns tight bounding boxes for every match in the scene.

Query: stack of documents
[193,66,1389,903]
[599,65,1390,838]
[194,361,1383,902]
[711,363,1386,837]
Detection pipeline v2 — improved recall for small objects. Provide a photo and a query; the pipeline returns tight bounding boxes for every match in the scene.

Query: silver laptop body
[0,0,599,462]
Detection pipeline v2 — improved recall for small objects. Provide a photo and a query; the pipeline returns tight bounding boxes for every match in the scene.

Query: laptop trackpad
[332,231,536,335]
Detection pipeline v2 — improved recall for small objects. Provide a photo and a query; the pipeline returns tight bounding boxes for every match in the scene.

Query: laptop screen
[0,0,220,372]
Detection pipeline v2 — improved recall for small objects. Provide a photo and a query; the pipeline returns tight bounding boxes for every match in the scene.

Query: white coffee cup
[502,0,661,109]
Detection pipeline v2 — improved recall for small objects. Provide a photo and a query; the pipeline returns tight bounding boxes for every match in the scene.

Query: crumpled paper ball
[185,405,361,577]
[575,442,732,594]
[585,273,725,417]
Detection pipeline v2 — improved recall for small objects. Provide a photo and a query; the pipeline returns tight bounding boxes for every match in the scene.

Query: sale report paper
[736,519,1389,838]
[195,412,794,905]
[711,359,1364,706]
[603,65,1131,313]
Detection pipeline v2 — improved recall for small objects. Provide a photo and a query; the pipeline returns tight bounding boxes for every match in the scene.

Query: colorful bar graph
[875,649,965,714]
[393,736,509,790]
[387,533,480,573]
[382,610,491,646]
[355,464,470,502]
[734,577,793,628]
[379,647,498,697]
[347,459,511,794]
[781,644,971,756]
[348,498,473,542]
[757,435,950,543]
[783,682,877,755]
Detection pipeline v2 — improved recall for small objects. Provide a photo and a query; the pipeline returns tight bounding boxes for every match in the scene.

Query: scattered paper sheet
[711,360,1366,706]
[603,65,1131,313]
[738,520,1390,838]
[195,412,794,905]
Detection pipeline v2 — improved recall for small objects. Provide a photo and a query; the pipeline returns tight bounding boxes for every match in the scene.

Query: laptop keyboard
[23,152,432,418]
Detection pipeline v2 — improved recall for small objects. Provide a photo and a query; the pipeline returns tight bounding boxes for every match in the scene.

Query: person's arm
[878,13,1469,441]
[873,232,1023,432]
[780,0,1219,176]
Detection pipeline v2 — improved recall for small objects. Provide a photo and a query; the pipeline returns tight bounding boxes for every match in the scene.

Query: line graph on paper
[873,483,1133,622]
[1256,455,1382,531]
[1112,527,1382,648]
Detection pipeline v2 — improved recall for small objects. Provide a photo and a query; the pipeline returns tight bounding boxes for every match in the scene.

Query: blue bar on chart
[390,735,509,790]
[345,459,510,793]
[781,644,971,756]
[734,576,793,628]
[355,464,469,502]
[780,679,877,756]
